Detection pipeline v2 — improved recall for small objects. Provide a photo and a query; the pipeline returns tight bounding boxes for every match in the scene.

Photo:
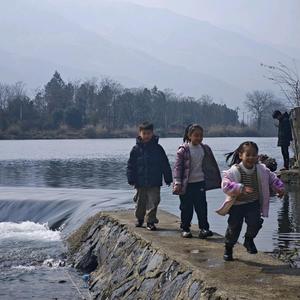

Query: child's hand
[173,184,181,194]
[276,190,285,198]
[242,186,254,194]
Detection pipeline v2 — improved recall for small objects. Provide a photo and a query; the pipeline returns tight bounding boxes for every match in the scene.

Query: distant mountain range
[0,0,299,107]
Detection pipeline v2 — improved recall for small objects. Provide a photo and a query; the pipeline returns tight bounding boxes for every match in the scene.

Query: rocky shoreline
[67,213,219,299]
[67,210,300,300]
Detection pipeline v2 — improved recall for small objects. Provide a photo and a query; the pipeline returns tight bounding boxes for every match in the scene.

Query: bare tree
[261,61,300,107]
[0,81,26,109]
[0,83,9,109]
[245,90,275,130]
[99,77,123,95]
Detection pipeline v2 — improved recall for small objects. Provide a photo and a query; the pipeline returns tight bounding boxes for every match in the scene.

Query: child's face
[239,146,258,169]
[140,129,153,143]
[189,129,203,145]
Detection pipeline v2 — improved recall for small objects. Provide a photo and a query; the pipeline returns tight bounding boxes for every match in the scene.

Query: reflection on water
[277,189,300,252]
[0,159,127,189]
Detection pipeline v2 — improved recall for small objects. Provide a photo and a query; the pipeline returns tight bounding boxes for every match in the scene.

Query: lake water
[0,137,299,299]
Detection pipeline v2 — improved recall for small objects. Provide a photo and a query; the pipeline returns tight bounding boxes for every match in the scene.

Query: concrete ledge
[68,210,300,299]
[278,169,300,185]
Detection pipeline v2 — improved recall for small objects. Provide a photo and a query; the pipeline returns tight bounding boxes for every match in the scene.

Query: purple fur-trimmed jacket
[216,163,284,217]
[173,143,221,195]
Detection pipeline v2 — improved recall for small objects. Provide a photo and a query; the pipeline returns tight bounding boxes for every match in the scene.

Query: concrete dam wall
[67,210,300,300]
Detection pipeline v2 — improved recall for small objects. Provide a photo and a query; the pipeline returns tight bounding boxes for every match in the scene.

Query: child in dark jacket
[272,110,293,170]
[173,124,221,238]
[127,122,173,231]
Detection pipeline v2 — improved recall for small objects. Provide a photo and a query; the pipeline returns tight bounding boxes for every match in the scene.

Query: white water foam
[0,221,61,241]
[11,265,36,271]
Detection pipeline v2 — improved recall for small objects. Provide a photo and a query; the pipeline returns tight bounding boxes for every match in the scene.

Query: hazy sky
[116,0,300,48]
[1,0,299,104]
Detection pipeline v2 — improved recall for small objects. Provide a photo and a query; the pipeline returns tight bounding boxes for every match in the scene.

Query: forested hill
[0,72,256,139]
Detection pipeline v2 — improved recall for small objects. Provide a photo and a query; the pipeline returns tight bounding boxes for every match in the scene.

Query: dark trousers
[281,145,290,169]
[179,181,209,231]
[225,201,263,246]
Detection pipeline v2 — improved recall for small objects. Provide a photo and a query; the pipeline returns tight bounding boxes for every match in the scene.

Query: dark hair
[139,122,154,131]
[225,141,259,166]
[183,124,192,142]
[272,110,282,119]
[183,123,203,142]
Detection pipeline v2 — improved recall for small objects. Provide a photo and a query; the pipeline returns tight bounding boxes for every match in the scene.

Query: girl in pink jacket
[216,141,284,261]
[173,124,221,239]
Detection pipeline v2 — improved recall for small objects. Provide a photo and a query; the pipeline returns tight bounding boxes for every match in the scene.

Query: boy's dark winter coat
[127,136,173,187]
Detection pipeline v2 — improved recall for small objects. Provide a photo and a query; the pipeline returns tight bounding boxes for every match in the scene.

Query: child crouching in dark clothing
[127,122,173,231]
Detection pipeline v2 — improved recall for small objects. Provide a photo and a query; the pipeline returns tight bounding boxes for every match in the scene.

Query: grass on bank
[0,124,270,140]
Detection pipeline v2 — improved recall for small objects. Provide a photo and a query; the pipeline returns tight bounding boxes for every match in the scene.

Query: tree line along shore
[0,71,282,139]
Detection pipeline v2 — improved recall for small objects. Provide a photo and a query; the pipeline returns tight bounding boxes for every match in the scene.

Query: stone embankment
[68,210,300,300]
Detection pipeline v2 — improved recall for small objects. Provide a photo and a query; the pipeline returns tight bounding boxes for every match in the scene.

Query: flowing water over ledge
[0,137,299,298]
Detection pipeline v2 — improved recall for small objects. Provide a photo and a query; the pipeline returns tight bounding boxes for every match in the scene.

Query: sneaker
[146,223,157,231]
[135,220,144,227]
[198,229,213,239]
[181,231,193,238]
[223,245,233,261]
[243,237,258,254]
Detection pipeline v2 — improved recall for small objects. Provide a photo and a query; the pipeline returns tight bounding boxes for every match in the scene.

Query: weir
[68,210,300,300]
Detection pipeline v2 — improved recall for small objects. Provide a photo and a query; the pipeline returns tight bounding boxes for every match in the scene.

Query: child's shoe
[147,223,157,231]
[198,229,213,239]
[135,220,144,227]
[223,244,233,261]
[243,237,258,254]
[181,230,192,238]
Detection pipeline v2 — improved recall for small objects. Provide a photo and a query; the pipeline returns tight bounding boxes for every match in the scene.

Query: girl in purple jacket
[173,124,221,239]
[217,141,284,261]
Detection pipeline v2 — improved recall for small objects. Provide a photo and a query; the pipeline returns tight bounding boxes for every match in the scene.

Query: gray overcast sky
[115,0,300,48]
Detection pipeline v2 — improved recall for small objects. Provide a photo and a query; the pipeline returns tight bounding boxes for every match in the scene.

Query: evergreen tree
[65,106,83,129]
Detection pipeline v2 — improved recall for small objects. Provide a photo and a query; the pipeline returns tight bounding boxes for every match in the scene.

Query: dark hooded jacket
[278,112,293,146]
[127,136,173,187]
